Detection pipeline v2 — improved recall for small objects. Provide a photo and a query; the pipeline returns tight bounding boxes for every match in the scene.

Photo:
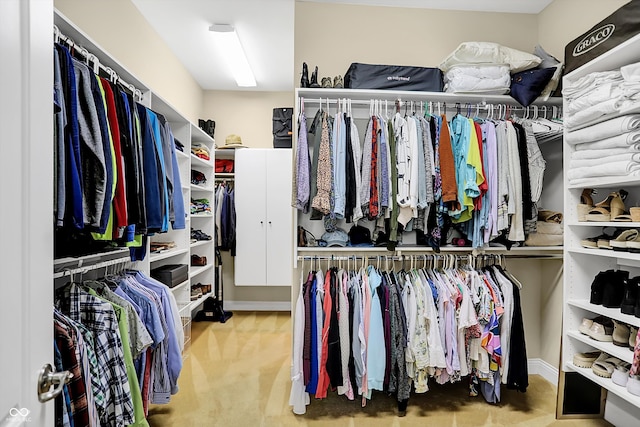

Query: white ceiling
[131,0,554,91]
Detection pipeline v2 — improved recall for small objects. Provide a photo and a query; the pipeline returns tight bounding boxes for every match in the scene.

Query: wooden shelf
[191,153,213,168]
[568,175,640,190]
[190,213,213,218]
[567,247,640,265]
[189,291,214,313]
[190,183,212,192]
[169,279,190,294]
[190,240,212,249]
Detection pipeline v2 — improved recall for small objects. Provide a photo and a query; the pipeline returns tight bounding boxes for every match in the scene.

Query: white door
[234,149,268,286]
[266,149,293,286]
[0,1,55,425]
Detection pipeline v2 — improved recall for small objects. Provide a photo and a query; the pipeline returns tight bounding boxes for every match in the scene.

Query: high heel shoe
[300,62,309,88]
[309,66,320,88]
[586,190,627,222]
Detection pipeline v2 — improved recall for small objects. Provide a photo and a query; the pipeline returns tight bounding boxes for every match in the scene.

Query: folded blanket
[567,160,640,181]
[572,146,640,160]
[565,115,640,144]
[572,130,640,149]
[570,153,640,169]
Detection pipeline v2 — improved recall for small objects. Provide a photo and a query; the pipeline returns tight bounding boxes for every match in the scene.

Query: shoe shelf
[567,221,640,228]
[149,247,189,263]
[568,299,640,328]
[189,291,213,313]
[189,263,214,279]
[567,330,634,364]
[567,247,640,268]
[191,153,213,168]
[190,240,212,249]
[169,279,191,294]
[566,364,640,407]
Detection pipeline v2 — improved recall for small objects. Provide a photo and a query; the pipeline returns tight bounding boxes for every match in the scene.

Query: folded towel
[568,160,640,181]
[570,153,640,169]
[565,98,620,129]
[572,146,639,160]
[565,114,640,144]
[572,130,640,149]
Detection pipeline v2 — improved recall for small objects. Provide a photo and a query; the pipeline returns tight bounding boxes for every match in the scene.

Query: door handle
[37,364,72,403]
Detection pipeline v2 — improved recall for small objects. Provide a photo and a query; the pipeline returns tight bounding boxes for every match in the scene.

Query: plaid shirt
[58,284,134,427]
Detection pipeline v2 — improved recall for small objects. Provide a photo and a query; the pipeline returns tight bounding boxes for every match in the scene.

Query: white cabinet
[235,149,292,286]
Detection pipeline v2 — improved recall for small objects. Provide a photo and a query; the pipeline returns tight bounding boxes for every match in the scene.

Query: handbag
[510,67,556,107]
[272,107,293,148]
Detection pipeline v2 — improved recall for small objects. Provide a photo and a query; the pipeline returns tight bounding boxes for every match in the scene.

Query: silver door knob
[37,364,72,403]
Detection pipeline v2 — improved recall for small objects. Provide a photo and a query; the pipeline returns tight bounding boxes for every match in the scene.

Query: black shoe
[301,62,309,88]
[602,269,628,308]
[309,66,320,88]
[622,276,639,315]
[590,270,609,305]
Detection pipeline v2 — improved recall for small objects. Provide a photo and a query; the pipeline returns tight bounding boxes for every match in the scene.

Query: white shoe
[627,375,640,396]
[612,363,631,387]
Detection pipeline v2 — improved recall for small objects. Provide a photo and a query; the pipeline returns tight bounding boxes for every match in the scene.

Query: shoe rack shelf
[189,264,214,279]
[566,331,634,365]
[567,365,640,408]
[562,33,640,420]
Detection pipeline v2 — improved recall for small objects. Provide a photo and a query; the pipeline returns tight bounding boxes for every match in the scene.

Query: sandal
[573,351,601,368]
[612,363,631,387]
[592,353,624,378]
[578,189,595,222]
[586,190,628,222]
[610,229,639,252]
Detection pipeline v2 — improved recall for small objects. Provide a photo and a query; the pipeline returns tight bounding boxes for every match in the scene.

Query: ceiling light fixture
[209,23,256,87]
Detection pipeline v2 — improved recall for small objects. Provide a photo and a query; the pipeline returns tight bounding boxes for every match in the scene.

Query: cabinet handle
[260,221,264,225]
[268,221,272,225]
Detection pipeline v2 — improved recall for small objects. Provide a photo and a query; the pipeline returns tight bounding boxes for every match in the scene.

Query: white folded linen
[572,146,639,160]
[563,70,622,100]
[567,160,640,181]
[565,98,620,129]
[572,131,640,150]
[565,115,640,144]
[566,82,623,115]
[570,153,640,169]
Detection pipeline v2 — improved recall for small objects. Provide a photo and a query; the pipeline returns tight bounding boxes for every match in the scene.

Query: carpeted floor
[147,311,611,427]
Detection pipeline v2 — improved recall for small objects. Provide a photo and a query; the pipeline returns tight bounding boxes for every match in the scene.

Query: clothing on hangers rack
[289,255,528,414]
[54,34,185,261]
[54,267,184,426]
[294,96,562,251]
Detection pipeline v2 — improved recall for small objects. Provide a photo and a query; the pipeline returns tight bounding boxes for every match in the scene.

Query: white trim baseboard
[224,301,291,311]
[528,358,559,386]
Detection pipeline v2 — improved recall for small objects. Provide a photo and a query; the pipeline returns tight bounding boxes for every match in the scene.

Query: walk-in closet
[5,0,640,426]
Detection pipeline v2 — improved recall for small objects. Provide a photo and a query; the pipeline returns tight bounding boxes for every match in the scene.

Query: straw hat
[219,134,246,149]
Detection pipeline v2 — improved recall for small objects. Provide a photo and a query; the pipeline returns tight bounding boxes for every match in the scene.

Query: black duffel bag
[344,62,443,92]
[564,1,640,74]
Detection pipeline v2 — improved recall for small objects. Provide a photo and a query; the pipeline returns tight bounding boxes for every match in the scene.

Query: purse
[272,107,293,148]
[510,67,556,106]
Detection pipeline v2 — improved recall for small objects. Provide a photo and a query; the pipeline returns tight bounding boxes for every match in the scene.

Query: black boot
[300,62,309,88]
[590,270,609,305]
[622,276,639,314]
[310,66,320,88]
[603,269,628,308]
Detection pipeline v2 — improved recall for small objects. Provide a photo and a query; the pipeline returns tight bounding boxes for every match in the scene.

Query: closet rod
[301,98,552,110]
[54,25,144,102]
[53,255,134,279]
[297,253,563,262]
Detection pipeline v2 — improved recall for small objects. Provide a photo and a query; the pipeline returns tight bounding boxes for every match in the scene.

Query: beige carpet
[147,311,611,427]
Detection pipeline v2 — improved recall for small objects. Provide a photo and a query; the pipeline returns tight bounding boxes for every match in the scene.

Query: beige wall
[55,0,203,123]
[538,0,630,61]
[295,2,539,81]
[202,91,293,148]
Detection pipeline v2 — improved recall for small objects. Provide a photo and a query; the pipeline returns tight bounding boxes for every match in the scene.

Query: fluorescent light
[209,24,256,87]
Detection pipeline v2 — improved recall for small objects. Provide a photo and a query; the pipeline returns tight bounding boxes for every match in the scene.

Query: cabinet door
[266,149,293,286]
[234,149,267,286]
